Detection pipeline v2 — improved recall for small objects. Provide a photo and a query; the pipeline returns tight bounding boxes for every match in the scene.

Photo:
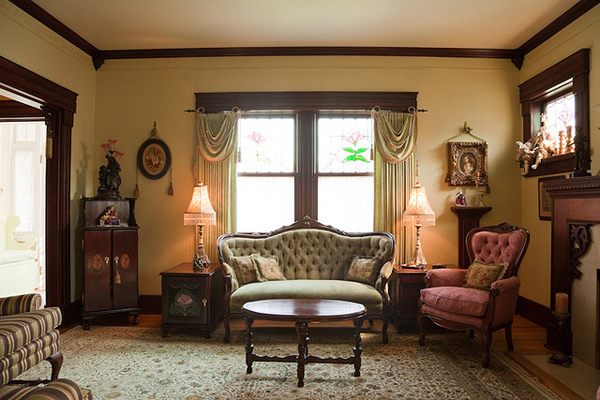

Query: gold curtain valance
[196,111,240,164]
[373,111,416,164]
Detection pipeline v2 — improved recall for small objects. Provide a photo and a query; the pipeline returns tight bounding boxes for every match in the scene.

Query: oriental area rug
[20,326,560,400]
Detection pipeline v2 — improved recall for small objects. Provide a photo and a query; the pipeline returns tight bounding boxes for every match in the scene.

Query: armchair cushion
[0,307,62,359]
[0,294,42,316]
[463,259,507,290]
[420,286,489,317]
[0,379,88,400]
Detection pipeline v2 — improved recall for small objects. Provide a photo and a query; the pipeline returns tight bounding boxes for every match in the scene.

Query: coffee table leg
[353,317,364,377]
[295,321,308,387]
[244,316,254,374]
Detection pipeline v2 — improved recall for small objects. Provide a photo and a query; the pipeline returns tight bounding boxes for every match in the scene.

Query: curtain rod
[184,108,428,113]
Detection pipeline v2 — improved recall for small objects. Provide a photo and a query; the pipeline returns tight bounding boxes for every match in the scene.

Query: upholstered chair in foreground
[417,223,530,367]
[0,294,63,384]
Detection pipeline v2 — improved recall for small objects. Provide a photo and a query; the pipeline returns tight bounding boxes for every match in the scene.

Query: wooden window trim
[196,91,417,220]
[518,49,590,177]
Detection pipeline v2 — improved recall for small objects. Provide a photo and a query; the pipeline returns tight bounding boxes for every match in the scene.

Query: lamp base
[408,225,427,266]
[193,225,210,270]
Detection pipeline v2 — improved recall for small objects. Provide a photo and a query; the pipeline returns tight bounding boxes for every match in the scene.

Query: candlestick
[556,292,568,314]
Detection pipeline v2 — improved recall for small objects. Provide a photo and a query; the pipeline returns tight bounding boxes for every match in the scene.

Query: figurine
[193,253,208,270]
[455,189,467,206]
[97,140,123,199]
[99,205,120,226]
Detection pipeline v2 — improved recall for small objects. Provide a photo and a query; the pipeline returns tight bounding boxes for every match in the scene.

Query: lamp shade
[402,184,435,226]
[183,184,217,226]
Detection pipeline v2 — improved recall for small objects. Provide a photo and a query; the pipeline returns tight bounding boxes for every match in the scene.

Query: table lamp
[402,181,435,266]
[184,183,216,269]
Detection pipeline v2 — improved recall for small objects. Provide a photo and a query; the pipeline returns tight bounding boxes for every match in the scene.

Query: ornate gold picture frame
[446,142,488,186]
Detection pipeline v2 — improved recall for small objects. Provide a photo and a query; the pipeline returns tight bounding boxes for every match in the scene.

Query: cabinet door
[83,230,112,312]
[112,230,139,309]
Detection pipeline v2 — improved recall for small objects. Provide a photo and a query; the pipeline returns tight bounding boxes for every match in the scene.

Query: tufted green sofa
[217,217,395,343]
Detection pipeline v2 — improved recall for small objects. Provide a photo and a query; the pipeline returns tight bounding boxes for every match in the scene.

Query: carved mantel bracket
[568,224,591,280]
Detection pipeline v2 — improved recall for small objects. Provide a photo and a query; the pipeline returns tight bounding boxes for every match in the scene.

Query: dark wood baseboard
[140,295,162,314]
[516,295,551,328]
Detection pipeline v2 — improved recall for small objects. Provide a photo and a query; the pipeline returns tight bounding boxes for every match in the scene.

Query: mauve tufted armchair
[417,223,530,367]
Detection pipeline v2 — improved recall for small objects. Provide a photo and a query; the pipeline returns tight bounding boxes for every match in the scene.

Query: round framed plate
[137,138,171,180]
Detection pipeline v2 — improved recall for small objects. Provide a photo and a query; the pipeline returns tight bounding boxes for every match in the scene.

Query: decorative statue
[97,140,124,199]
[99,205,120,226]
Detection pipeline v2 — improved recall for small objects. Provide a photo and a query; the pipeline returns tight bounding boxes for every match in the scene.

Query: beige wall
[95,56,521,295]
[0,0,97,301]
[518,4,600,307]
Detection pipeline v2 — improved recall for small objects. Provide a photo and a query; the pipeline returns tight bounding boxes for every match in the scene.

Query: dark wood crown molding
[195,91,417,113]
[8,0,105,69]
[8,0,599,70]
[102,46,514,61]
[517,0,600,56]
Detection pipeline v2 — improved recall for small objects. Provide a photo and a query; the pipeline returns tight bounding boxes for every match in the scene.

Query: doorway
[0,120,47,303]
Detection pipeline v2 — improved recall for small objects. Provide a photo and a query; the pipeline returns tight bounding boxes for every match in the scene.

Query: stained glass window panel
[317,117,374,173]
[237,117,295,173]
[237,176,294,233]
[544,94,576,136]
[318,176,374,232]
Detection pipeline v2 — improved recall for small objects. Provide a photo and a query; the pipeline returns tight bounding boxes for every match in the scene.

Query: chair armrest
[491,276,520,327]
[221,262,239,292]
[28,379,85,400]
[425,269,467,288]
[0,293,42,316]
[375,261,393,291]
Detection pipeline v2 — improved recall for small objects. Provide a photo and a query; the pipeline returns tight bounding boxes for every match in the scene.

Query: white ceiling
[32,0,578,50]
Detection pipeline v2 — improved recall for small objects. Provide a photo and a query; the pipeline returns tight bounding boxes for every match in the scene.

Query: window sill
[522,153,575,177]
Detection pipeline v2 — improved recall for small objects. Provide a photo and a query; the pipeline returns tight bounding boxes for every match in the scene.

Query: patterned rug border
[24,325,563,399]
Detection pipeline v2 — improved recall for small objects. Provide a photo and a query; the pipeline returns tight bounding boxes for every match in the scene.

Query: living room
[1,0,600,398]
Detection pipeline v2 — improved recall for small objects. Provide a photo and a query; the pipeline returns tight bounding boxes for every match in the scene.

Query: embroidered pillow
[251,254,286,281]
[230,255,260,285]
[344,256,381,285]
[463,259,508,290]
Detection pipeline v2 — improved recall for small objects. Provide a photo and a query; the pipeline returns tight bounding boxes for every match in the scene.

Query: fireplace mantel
[545,175,600,350]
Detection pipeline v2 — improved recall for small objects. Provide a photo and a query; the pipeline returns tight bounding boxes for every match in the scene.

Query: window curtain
[373,111,417,264]
[195,111,240,262]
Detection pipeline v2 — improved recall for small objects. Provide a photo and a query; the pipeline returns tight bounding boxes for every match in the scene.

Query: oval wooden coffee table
[241,299,366,387]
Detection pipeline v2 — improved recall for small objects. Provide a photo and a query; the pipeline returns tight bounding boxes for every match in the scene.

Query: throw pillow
[251,254,286,281]
[344,256,381,285]
[463,259,508,290]
[230,255,260,285]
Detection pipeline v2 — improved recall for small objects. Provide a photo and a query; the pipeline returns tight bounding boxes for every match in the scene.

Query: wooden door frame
[0,55,77,322]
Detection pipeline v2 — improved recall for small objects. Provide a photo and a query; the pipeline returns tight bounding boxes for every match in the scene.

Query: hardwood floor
[67,314,583,399]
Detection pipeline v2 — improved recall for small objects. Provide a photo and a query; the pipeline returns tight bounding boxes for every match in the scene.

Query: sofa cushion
[420,287,489,317]
[344,256,381,285]
[0,307,62,359]
[0,330,59,386]
[230,255,259,285]
[230,280,383,314]
[0,379,89,400]
[251,254,285,281]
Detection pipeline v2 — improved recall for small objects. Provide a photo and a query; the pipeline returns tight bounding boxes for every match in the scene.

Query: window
[236,116,296,232]
[519,49,590,177]
[317,116,374,231]
[196,91,418,232]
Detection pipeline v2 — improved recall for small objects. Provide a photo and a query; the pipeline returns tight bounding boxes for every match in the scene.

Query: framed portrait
[538,176,564,220]
[137,138,171,180]
[446,142,488,186]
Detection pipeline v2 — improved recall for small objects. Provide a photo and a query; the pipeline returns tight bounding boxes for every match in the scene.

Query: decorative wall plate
[137,138,171,180]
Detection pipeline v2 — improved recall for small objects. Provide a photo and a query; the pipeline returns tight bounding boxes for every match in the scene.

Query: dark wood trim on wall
[0,55,78,326]
[516,295,551,329]
[195,91,418,113]
[0,100,44,119]
[517,0,600,56]
[140,295,162,314]
[103,46,514,61]
[8,0,600,70]
[7,0,105,69]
